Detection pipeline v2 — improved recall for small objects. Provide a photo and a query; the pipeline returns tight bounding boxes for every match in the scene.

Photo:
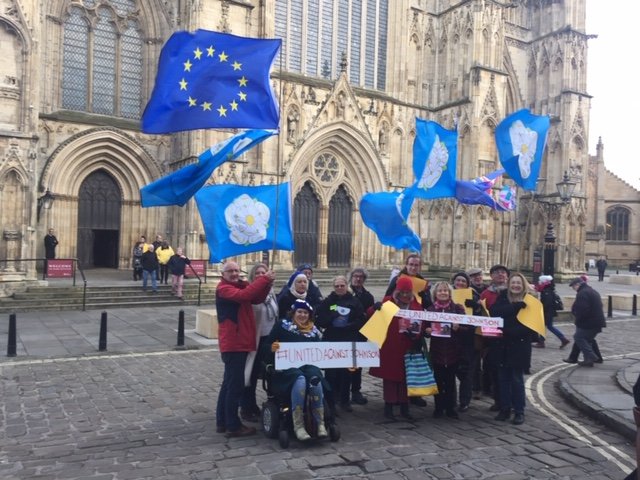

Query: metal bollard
[177,310,185,348]
[7,313,17,357]
[98,311,107,351]
[607,295,613,318]
[633,294,637,316]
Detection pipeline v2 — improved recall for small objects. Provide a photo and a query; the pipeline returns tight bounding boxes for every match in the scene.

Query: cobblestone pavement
[1,314,638,480]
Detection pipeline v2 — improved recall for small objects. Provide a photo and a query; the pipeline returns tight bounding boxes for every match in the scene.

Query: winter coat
[167,254,190,276]
[141,250,159,272]
[427,302,466,367]
[215,275,271,353]
[351,286,375,312]
[539,285,561,325]
[489,291,537,370]
[572,284,606,331]
[369,295,425,382]
[385,269,432,308]
[155,246,174,265]
[315,291,366,342]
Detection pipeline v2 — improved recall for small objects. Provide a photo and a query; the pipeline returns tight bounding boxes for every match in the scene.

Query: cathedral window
[275,0,388,90]
[606,206,630,241]
[61,1,143,119]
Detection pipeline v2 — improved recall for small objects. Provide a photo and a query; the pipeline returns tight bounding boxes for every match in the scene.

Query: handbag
[404,351,439,397]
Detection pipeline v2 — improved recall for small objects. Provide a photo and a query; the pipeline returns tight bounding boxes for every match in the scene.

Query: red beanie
[396,276,414,292]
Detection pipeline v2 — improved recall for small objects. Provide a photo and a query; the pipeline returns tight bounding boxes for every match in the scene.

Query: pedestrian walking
[167,247,190,299]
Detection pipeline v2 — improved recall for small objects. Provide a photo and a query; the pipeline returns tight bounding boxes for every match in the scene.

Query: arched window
[606,206,630,241]
[61,1,143,119]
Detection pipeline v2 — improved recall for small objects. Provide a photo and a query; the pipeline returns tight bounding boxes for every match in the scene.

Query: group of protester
[213,255,607,440]
[132,235,191,298]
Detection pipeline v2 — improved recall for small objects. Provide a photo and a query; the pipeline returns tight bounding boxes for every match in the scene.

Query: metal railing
[186,263,203,306]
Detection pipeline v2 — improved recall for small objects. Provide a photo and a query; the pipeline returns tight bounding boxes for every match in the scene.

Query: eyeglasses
[224,269,240,273]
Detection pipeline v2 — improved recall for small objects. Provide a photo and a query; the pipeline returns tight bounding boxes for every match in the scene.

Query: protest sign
[274,341,380,370]
[396,309,503,328]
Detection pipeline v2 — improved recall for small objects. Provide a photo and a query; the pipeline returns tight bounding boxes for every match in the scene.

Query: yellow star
[179,78,188,90]
[194,47,203,60]
[201,101,212,111]
[232,61,242,71]
[218,51,228,62]
[207,45,215,57]
[188,96,197,107]
[229,100,239,111]
[183,59,192,72]
[217,105,228,116]
[238,91,247,101]
[238,76,248,87]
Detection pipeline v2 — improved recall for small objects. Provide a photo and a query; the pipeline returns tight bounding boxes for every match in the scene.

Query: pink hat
[396,276,414,292]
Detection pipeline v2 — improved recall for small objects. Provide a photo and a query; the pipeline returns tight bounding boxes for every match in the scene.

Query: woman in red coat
[369,276,426,421]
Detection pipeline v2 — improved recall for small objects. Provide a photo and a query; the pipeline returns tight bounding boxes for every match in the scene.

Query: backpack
[552,293,564,311]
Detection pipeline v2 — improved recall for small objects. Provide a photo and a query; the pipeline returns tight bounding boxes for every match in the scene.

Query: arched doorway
[327,185,352,267]
[77,170,122,268]
[293,181,320,266]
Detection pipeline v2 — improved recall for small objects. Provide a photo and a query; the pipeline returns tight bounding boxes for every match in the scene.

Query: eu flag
[411,118,457,199]
[455,169,513,211]
[140,129,276,207]
[142,30,281,133]
[360,191,421,252]
[495,109,549,191]
[194,183,294,263]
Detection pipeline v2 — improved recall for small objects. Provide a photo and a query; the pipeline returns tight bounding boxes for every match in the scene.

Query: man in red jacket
[215,261,275,437]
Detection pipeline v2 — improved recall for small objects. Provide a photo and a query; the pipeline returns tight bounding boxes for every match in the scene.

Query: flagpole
[270,51,285,268]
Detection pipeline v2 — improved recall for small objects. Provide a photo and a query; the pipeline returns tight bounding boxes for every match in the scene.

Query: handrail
[75,261,88,311]
[187,263,203,306]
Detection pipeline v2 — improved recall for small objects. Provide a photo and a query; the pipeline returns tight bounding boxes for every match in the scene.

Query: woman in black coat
[315,275,365,412]
[489,272,538,426]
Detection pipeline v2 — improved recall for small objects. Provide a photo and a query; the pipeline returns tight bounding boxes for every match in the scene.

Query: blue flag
[455,169,513,211]
[140,129,276,207]
[195,183,294,263]
[495,109,550,191]
[360,191,421,252]
[410,118,457,199]
[142,30,281,133]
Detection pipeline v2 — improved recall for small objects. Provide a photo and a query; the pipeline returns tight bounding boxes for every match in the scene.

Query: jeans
[567,337,602,362]
[574,328,600,363]
[142,269,157,292]
[216,351,248,432]
[498,366,526,414]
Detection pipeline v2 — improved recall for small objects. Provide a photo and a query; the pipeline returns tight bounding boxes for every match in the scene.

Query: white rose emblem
[418,134,449,189]
[509,120,538,179]
[225,194,270,245]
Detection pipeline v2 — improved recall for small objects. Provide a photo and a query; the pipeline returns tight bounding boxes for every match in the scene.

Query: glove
[373,301,383,311]
[465,299,478,308]
[513,301,527,310]
[271,341,280,352]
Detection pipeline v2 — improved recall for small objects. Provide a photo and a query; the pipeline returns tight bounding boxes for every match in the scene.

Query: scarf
[433,299,452,311]
[282,319,320,338]
[289,285,308,300]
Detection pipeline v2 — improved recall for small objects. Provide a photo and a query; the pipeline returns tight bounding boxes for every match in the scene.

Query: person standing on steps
[596,256,608,282]
[141,244,159,294]
[44,228,58,270]
[167,247,190,300]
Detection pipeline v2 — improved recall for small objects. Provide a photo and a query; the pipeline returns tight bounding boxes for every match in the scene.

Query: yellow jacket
[156,246,174,265]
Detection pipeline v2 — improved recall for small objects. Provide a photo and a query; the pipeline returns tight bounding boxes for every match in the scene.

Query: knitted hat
[297,263,313,272]
[291,299,313,313]
[569,277,585,287]
[451,271,470,286]
[395,276,414,292]
[538,275,553,284]
[287,272,308,288]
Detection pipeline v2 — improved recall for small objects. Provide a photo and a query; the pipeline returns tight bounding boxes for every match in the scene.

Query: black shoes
[340,402,353,413]
[458,404,469,412]
[494,409,511,421]
[489,404,500,412]
[563,358,578,364]
[446,410,459,419]
[410,397,427,407]
[512,413,525,425]
[225,424,256,437]
[351,392,368,405]
[433,410,444,418]
[578,361,594,367]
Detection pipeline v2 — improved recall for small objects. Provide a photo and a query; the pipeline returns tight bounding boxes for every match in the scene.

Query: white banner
[274,341,380,370]
[396,309,503,328]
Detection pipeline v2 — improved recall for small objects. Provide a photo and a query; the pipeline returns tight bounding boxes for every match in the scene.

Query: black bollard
[607,295,613,318]
[177,310,185,348]
[633,295,637,317]
[7,313,17,357]
[98,311,107,351]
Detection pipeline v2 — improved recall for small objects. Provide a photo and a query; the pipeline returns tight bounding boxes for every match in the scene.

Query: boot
[399,403,414,421]
[532,341,545,348]
[384,402,396,421]
[292,407,310,441]
[560,338,570,349]
[312,406,328,438]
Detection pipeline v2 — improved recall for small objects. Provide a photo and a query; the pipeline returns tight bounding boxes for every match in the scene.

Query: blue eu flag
[140,129,276,207]
[455,169,511,211]
[495,109,549,191]
[195,183,294,263]
[410,118,457,199]
[360,191,421,252]
[142,30,281,133]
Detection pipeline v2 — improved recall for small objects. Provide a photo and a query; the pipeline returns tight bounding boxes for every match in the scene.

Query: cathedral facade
[0,0,597,288]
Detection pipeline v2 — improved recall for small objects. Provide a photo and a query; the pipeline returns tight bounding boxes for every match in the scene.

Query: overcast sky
[586,0,640,189]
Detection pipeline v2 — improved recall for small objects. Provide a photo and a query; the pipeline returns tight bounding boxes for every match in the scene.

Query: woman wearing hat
[278,272,310,315]
[369,276,427,421]
[533,275,570,349]
[266,300,329,441]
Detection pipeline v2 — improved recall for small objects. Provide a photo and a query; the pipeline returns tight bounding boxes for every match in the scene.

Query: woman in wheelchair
[266,299,330,441]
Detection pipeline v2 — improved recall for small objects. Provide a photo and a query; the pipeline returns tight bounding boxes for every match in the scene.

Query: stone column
[2,229,22,272]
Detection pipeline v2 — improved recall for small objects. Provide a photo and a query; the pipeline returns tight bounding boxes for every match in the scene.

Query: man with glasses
[215,261,275,437]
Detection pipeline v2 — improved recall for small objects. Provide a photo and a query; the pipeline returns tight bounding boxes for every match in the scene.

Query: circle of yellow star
[201,102,212,111]
[194,47,203,60]
[232,61,242,71]
[218,51,228,62]
[183,59,192,72]
[229,100,239,111]
[217,105,227,116]
[238,91,247,101]
[188,96,197,107]
[207,45,215,57]
[238,76,248,87]
[179,78,188,90]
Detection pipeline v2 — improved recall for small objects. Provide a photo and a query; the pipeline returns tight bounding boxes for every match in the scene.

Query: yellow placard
[452,288,473,314]
[517,294,546,337]
[398,274,428,304]
[359,301,400,348]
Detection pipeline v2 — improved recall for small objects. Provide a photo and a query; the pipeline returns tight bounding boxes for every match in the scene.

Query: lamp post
[536,171,576,277]
[37,190,55,222]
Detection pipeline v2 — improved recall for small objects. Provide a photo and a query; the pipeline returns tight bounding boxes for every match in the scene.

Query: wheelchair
[261,366,340,448]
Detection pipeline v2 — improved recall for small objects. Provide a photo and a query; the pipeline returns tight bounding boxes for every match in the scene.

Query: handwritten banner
[396,309,503,328]
[275,341,380,370]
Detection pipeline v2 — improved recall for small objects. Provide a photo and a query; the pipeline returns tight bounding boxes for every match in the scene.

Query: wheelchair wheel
[278,429,290,449]
[329,423,340,442]
[261,400,279,439]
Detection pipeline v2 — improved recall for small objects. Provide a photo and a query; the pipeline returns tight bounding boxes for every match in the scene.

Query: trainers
[225,424,256,438]
[560,338,570,349]
[351,392,368,405]
[512,413,525,425]
[410,397,427,407]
